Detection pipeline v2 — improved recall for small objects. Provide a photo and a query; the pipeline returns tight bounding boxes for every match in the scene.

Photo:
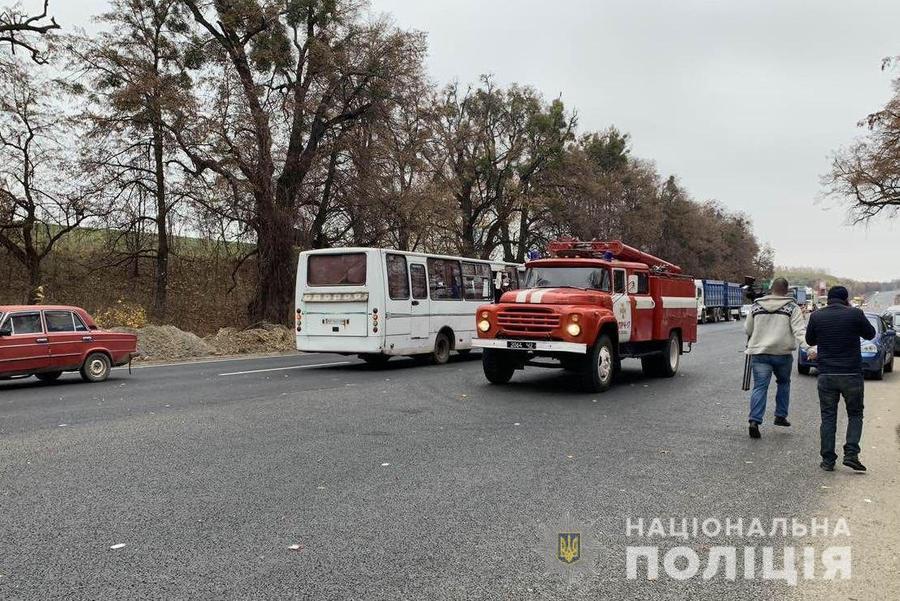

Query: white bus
[295,248,522,365]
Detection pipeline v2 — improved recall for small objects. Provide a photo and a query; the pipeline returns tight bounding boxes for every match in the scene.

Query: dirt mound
[115,323,295,362]
[205,323,295,355]
[115,324,214,361]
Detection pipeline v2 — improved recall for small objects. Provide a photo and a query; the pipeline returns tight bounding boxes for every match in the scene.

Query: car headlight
[860,342,878,354]
[478,319,491,332]
[566,322,581,337]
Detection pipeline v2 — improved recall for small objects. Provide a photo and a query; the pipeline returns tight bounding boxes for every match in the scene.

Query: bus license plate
[507,341,536,350]
[323,318,349,326]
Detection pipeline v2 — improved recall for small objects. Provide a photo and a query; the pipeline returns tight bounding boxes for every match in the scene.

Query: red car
[0,305,138,383]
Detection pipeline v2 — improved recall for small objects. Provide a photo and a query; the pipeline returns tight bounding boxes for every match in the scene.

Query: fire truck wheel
[580,334,615,393]
[482,349,515,384]
[642,332,681,378]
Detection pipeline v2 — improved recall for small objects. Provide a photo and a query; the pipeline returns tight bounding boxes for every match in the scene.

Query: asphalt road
[1,321,898,600]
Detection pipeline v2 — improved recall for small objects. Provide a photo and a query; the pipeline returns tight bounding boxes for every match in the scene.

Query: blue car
[798,312,896,379]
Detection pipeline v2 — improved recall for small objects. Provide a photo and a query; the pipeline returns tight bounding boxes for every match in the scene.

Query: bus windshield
[524,266,611,291]
[307,253,367,286]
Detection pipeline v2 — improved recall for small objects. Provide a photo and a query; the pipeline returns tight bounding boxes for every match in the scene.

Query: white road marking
[112,354,309,371]
[218,361,351,376]
[110,543,126,550]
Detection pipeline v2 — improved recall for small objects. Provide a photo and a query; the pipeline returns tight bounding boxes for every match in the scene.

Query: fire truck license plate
[507,341,536,350]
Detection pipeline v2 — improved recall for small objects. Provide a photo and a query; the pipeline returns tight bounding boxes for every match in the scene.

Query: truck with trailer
[695,279,744,323]
[471,240,698,392]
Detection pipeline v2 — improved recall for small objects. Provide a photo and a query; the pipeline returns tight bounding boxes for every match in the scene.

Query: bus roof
[299,247,522,268]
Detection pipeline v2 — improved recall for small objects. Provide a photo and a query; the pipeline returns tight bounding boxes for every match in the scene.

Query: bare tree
[0,58,95,302]
[69,0,192,318]
[0,1,59,63]
[826,70,900,222]
[427,77,575,260]
[175,0,426,323]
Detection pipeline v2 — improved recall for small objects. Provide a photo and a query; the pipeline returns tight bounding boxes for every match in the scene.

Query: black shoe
[774,416,791,427]
[842,456,867,471]
[820,461,835,471]
[749,421,761,439]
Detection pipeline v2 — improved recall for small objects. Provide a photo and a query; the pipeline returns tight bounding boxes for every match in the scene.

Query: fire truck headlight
[566,322,581,337]
[478,319,491,332]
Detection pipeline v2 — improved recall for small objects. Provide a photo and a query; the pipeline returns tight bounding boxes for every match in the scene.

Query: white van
[295,248,522,365]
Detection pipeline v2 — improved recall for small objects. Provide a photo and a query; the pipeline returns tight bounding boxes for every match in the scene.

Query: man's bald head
[771,277,789,296]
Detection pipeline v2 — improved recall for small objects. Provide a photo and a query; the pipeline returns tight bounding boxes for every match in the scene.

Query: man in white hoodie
[744,278,808,438]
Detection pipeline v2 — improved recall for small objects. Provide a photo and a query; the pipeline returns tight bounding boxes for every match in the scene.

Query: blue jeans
[817,374,865,463]
[748,354,792,424]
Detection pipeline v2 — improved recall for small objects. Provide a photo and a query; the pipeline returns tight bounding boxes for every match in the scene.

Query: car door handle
[411,300,420,306]
[36,337,48,343]
[82,336,93,342]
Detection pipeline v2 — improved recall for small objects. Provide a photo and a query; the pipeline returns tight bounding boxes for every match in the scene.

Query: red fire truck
[471,240,698,392]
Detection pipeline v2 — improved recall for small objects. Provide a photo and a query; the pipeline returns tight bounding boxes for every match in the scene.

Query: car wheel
[431,332,451,365]
[80,352,111,383]
[870,362,884,380]
[359,353,390,366]
[482,348,515,384]
[580,334,615,393]
[35,371,63,382]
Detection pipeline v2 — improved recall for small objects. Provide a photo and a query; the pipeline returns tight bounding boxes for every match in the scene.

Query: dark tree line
[0,0,772,323]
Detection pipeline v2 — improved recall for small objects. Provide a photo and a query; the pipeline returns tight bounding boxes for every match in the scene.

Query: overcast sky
[47,0,900,281]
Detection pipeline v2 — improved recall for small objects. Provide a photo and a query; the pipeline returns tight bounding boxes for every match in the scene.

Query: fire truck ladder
[547,240,683,273]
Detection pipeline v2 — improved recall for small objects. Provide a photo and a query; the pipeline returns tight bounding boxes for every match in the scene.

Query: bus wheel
[482,349,515,384]
[360,353,390,367]
[431,332,452,365]
[580,334,615,393]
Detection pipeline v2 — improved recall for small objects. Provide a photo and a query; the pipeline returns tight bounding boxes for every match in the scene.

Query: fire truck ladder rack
[547,240,683,274]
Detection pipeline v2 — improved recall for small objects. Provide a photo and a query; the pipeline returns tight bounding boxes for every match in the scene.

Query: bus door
[408,260,430,339]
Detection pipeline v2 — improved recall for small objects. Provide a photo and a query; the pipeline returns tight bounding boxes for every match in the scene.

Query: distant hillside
[775,266,900,297]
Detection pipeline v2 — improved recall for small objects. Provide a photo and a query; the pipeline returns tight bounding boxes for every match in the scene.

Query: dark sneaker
[820,461,835,471]
[749,421,761,439]
[774,416,791,427]
[842,457,867,471]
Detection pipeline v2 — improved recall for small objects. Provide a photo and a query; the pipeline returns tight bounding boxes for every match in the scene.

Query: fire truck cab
[471,240,698,392]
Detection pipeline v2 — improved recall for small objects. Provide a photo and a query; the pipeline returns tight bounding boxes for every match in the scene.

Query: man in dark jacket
[805,286,877,472]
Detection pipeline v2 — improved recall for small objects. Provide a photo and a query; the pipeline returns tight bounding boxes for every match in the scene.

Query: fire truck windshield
[524,266,611,292]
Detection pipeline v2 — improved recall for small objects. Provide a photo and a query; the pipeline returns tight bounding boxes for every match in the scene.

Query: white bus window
[386,254,410,300]
[462,262,491,300]
[410,264,428,299]
[427,258,462,300]
[308,253,367,286]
